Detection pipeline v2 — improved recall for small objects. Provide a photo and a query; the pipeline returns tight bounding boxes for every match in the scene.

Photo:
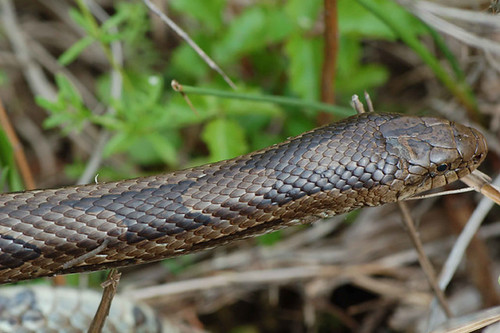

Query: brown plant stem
[318,0,338,125]
[0,99,35,190]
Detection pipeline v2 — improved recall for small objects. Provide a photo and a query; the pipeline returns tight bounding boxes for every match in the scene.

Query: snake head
[380,115,487,198]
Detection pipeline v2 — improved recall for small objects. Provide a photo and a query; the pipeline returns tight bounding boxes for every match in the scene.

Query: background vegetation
[0,0,499,332]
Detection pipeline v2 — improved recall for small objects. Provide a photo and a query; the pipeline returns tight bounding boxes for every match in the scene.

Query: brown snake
[0,112,487,283]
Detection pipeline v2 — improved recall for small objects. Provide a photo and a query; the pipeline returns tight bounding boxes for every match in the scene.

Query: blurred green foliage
[36,0,433,179]
[0,131,23,193]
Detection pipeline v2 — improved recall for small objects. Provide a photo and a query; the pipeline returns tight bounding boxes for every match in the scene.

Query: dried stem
[143,0,236,89]
[351,95,366,114]
[318,0,338,125]
[427,174,500,331]
[88,269,121,333]
[0,99,35,190]
[397,201,452,318]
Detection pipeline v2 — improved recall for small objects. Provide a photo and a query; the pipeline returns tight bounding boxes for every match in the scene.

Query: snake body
[0,286,167,332]
[0,113,487,283]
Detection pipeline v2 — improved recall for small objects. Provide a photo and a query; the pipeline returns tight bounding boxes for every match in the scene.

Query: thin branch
[0,99,35,190]
[143,0,236,89]
[88,269,121,333]
[397,202,452,318]
[364,91,374,112]
[351,94,366,114]
[318,0,338,125]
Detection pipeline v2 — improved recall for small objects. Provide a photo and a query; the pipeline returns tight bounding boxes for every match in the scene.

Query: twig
[143,0,236,90]
[426,173,500,331]
[171,80,199,115]
[62,239,109,270]
[0,99,35,190]
[430,305,500,333]
[397,201,452,318]
[364,91,374,112]
[351,95,366,114]
[318,0,338,125]
[88,269,121,333]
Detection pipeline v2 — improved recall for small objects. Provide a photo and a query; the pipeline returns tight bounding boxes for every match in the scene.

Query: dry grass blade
[124,264,389,301]
[0,0,56,99]
[427,174,500,331]
[397,202,452,318]
[430,306,500,333]
[142,0,236,89]
[406,187,476,200]
[461,170,500,205]
[399,0,500,55]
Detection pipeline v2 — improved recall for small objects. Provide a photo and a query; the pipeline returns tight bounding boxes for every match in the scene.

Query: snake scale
[0,112,487,283]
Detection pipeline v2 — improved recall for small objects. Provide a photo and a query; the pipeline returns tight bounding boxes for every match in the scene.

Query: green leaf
[257,231,283,246]
[285,35,322,101]
[339,0,425,39]
[69,8,90,31]
[170,0,226,31]
[335,37,389,97]
[170,44,209,79]
[58,36,94,66]
[104,132,129,157]
[214,7,293,64]
[285,0,322,30]
[0,130,23,192]
[35,96,61,114]
[101,7,130,31]
[147,132,179,166]
[202,118,247,162]
[0,70,8,86]
[337,65,388,97]
[55,74,83,107]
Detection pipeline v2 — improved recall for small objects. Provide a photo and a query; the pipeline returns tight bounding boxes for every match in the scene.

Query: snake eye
[436,163,449,172]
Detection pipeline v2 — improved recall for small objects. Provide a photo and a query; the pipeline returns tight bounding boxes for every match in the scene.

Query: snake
[0,286,165,332]
[0,112,487,284]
